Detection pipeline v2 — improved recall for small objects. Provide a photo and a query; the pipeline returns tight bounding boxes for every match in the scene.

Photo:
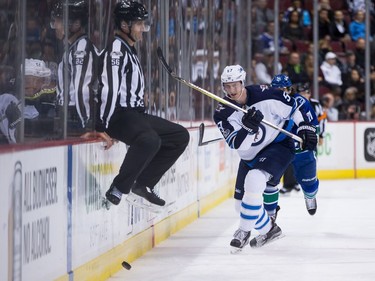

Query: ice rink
[106,179,375,281]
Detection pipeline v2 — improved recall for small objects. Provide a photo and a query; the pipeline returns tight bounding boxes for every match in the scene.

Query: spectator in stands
[329,10,351,42]
[303,52,315,82]
[341,50,364,79]
[342,68,365,105]
[346,0,374,17]
[282,51,310,84]
[338,86,362,120]
[254,49,282,84]
[251,0,274,38]
[318,0,334,20]
[349,10,366,42]
[256,21,289,54]
[318,8,332,39]
[318,35,333,63]
[320,51,343,93]
[282,10,306,42]
[321,92,339,121]
[282,0,312,28]
[353,37,367,70]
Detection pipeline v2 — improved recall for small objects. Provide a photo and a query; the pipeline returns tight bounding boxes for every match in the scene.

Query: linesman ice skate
[126,184,166,213]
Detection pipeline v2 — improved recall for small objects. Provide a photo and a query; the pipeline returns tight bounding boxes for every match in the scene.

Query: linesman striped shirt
[96,36,145,132]
[310,98,326,139]
[57,35,98,128]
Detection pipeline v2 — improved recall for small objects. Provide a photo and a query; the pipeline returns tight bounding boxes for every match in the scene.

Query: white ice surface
[106,179,375,281]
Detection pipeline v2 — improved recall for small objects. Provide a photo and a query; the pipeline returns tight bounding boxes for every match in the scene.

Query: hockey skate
[230,229,251,254]
[105,184,122,206]
[279,185,300,194]
[270,205,281,221]
[126,185,166,213]
[304,197,317,215]
[250,221,283,248]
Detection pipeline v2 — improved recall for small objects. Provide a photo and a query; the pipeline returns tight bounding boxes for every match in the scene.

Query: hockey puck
[121,261,131,270]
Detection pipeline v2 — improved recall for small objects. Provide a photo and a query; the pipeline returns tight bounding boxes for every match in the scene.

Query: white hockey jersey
[213,84,306,161]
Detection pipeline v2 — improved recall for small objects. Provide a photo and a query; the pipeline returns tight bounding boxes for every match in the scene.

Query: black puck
[122,261,131,270]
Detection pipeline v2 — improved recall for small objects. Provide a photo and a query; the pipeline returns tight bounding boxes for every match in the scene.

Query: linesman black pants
[106,108,190,194]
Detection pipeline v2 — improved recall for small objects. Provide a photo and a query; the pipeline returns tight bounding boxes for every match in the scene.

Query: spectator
[251,0,274,38]
[254,49,282,84]
[318,8,332,39]
[320,52,343,92]
[329,10,351,42]
[256,21,289,54]
[303,52,315,82]
[283,0,312,28]
[282,10,306,42]
[318,0,334,20]
[282,51,310,84]
[346,0,374,16]
[341,50,364,79]
[353,37,366,70]
[349,10,366,41]
[318,35,333,63]
[338,86,362,120]
[342,68,365,105]
[321,92,339,121]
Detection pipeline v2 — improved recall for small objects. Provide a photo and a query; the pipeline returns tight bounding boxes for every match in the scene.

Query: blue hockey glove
[297,122,318,150]
[241,107,264,134]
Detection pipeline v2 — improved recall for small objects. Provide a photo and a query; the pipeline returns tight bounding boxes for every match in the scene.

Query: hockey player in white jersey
[213,66,317,251]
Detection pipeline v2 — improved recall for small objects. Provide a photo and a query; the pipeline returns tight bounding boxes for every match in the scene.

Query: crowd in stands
[251,0,375,121]
[1,0,375,145]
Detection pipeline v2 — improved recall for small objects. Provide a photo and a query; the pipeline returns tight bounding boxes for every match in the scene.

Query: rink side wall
[1,122,374,281]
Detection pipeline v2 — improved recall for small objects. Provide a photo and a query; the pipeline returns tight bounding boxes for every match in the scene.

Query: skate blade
[101,197,111,210]
[126,196,164,214]
[251,233,286,248]
[230,246,244,254]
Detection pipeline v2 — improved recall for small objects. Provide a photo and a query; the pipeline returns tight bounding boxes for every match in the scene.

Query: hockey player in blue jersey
[273,79,320,215]
[213,66,317,252]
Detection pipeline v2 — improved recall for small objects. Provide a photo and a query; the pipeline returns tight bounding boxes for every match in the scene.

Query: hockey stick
[198,123,222,146]
[156,47,303,144]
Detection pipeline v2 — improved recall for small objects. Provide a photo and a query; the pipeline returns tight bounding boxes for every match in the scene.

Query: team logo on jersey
[259,84,269,92]
[215,103,226,112]
[251,124,266,146]
[74,50,86,65]
[364,129,375,161]
[110,51,123,58]
[110,51,123,66]
[217,121,231,138]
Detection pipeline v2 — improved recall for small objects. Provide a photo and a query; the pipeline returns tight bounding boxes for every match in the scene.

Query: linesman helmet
[114,1,149,31]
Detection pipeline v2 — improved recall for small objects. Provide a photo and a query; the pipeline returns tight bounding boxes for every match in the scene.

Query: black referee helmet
[114,1,149,29]
[51,0,89,27]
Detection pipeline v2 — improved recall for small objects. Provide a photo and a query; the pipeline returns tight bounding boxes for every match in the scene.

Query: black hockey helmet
[51,0,89,27]
[114,1,149,28]
[296,82,310,93]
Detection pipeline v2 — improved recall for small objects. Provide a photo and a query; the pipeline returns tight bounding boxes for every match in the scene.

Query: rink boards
[0,122,374,281]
